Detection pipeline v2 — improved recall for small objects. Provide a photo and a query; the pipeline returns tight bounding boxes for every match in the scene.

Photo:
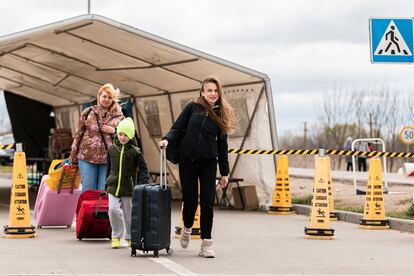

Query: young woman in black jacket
[160,76,235,258]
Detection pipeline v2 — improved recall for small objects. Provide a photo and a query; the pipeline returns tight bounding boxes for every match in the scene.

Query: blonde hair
[97,83,120,111]
[196,76,236,135]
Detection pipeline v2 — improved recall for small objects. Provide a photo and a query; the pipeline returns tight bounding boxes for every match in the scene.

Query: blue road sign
[370,18,414,63]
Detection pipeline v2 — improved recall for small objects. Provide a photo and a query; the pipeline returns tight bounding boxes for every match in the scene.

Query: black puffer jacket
[163,102,229,176]
[106,137,149,197]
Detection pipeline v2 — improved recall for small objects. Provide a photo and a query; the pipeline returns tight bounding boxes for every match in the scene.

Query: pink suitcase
[34,175,82,228]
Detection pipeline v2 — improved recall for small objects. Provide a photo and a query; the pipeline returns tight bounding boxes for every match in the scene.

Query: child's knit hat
[117,117,135,139]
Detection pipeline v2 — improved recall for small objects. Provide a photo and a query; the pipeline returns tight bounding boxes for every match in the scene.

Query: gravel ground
[290,176,414,213]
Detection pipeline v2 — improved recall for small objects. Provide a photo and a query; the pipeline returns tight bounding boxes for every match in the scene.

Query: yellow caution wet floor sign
[268,155,294,214]
[175,203,201,239]
[175,180,201,239]
[4,150,35,238]
[326,160,338,221]
[305,156,334,239]
[359,158,389,230]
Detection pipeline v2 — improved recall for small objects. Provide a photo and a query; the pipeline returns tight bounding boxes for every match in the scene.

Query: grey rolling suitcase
[131,147,173,257]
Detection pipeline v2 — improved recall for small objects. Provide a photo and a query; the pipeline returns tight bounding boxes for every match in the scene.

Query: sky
[1,0,414,136]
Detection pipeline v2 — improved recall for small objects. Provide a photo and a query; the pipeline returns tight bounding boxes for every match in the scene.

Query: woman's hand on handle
[102,125,116,134]
[159,139,169,149]
[220,176,229,188]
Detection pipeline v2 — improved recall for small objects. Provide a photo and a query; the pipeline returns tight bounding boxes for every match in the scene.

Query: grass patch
[406,202,414,217]
[335,203,414,219]
[385,211,413,220]
[336,206,364,214]
[0,165,12,173]
[386,202,414,219]
[292,195,312,205]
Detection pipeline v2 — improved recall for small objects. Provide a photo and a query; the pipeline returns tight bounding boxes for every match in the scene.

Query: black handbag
[166,129,185,165]
[166,103,194,164]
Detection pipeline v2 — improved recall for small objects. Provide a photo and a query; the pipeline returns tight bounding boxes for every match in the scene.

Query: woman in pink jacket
[69,83,124,191]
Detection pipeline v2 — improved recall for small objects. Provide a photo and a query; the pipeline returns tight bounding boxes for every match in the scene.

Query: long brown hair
[195,76,236,136]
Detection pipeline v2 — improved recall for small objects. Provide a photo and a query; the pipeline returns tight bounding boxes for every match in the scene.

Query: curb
[293,204,414,233]
[0,172,12,179]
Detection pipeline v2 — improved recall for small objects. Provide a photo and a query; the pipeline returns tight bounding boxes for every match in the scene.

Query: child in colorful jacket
[106,117,149,248]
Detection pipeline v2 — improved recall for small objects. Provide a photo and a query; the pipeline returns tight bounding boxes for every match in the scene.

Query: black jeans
[179,159,217,239]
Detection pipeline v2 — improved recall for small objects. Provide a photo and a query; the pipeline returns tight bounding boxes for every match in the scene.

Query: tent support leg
[229,86,265,179]
[135,100,180,187]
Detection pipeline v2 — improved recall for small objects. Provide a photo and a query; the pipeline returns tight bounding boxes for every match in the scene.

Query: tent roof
[0,14,270,107]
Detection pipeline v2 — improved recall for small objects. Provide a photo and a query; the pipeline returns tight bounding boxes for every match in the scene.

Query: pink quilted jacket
[70,105,124,164]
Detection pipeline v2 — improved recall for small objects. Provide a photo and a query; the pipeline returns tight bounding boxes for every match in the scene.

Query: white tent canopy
[0,14,278,207]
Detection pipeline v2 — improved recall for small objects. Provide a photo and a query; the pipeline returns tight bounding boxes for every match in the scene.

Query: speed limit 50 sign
[400,126,414,145]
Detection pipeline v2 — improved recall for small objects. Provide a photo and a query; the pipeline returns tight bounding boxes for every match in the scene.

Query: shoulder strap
[94,112,109,151]
[75,107,93,156]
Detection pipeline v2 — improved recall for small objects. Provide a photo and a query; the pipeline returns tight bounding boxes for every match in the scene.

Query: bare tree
[364,85,404,171]
[315,85,353,168]
[365,84,393,138]
[405,92,414,124]
[350,88,367,137]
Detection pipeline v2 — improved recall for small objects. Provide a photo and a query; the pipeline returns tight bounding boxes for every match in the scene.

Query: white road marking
[150,256,197,275]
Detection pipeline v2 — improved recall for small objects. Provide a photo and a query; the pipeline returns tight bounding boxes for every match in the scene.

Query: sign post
[400,125,414,162]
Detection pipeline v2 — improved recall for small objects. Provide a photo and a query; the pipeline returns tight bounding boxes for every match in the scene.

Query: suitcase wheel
[37,226,42,229]
[77,236,83,240]
[67,225,71,229]
[131,248,137,257]
[166,247,173,255]
[153,250,159,258]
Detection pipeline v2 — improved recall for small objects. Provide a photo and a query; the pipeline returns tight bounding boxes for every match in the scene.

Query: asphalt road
[1,177,414,275]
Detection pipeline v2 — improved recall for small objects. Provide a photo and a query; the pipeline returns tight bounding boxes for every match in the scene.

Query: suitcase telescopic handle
[160,146,167,190]
[94,192,107,216]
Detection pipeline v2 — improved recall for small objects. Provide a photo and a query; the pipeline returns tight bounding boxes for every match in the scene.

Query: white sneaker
[199,239,215,258]
[180,227,192,249]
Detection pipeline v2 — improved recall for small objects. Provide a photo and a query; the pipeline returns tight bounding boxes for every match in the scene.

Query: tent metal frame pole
[15,43,165,92]
[134,81,265,99]
[62,31,202,83]
[10,51,162,96]
[26,43,98,69]
[264,78,279,173]
[97,58,199,71]
[53,74,69,86]
[11,52,102,89]
[54,21,94,34]
[90,16,268,81]
[229,85,265,179]
[167,81,264,95]
[167,93,175,123]
[264,78,278,148]
[0,75,78,104]
[0,64,93,99]
[134,100,180,187]
[132,97,143,153]
[0,44,26,57]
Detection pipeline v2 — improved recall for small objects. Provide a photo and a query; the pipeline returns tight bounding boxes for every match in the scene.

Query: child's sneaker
[111,238,120,249]
[199,239,215,258]
[179,227,192,249]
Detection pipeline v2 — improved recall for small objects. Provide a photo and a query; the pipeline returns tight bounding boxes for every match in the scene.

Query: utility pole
[303,122,308,149]
[88,0,91,14]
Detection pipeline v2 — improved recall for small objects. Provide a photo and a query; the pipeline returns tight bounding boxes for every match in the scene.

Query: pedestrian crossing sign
[370,18,414,63]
